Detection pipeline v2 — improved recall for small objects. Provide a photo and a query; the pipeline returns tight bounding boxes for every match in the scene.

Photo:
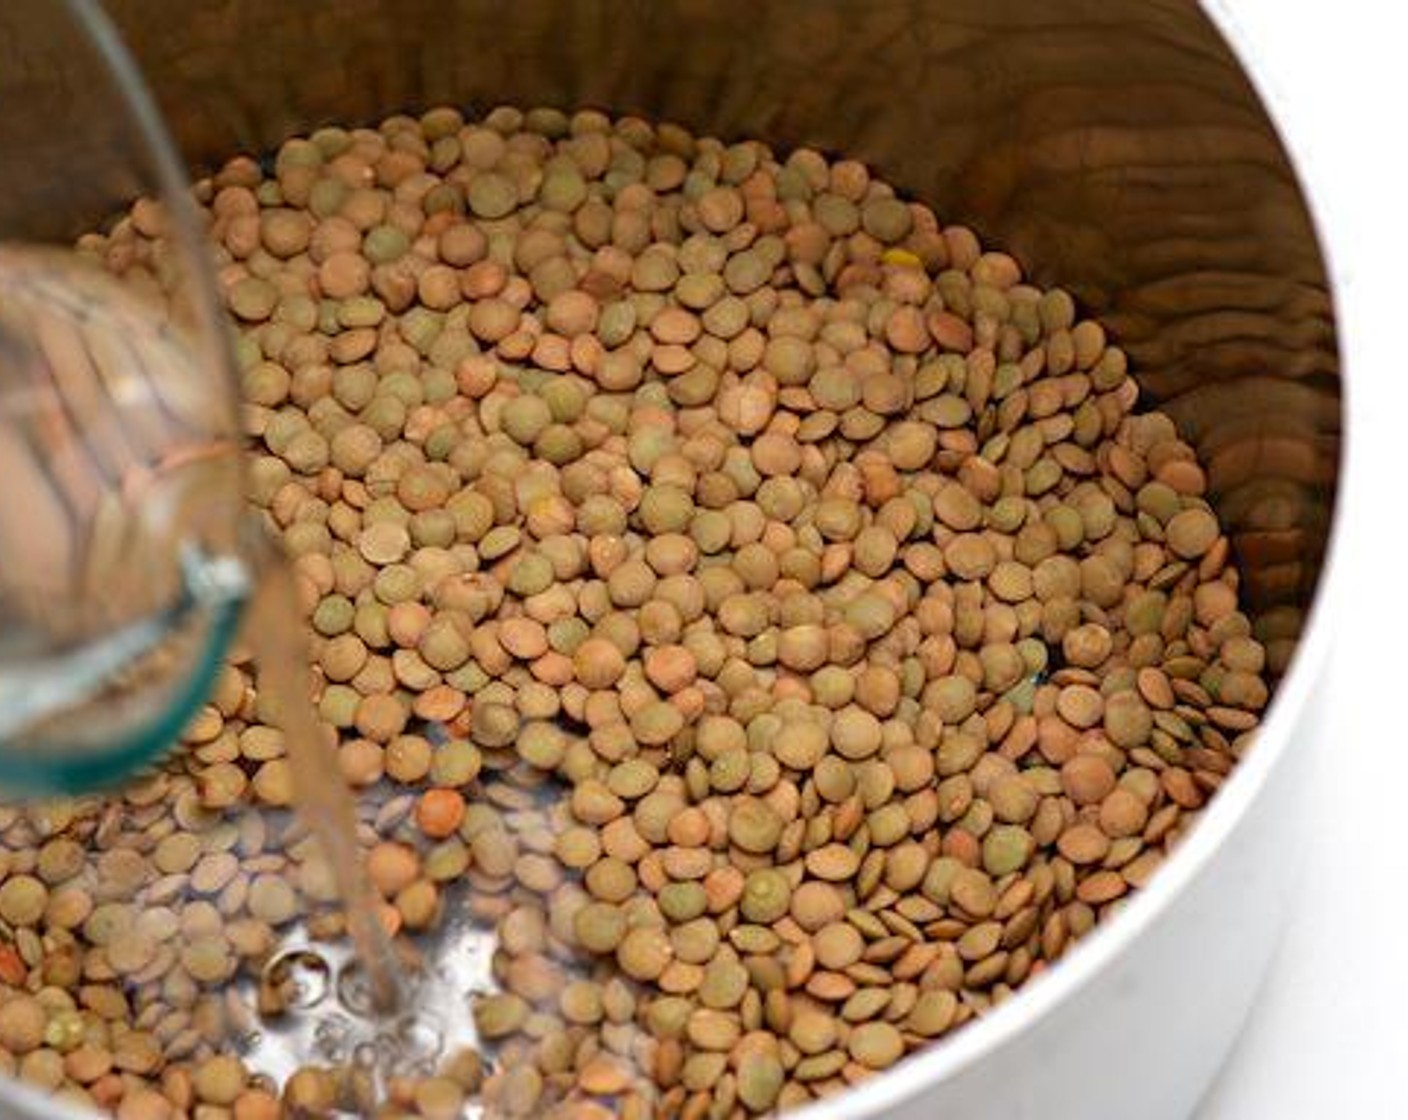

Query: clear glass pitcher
[0,0,248,794]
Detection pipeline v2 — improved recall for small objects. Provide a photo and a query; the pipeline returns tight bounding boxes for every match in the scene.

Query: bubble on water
[374,1032,401,1069]
[336,959,378,1018]
[338,954,424,1021]
[261,948,331,1011]
[313,1015,353,1063]
[395,1012,444,1067]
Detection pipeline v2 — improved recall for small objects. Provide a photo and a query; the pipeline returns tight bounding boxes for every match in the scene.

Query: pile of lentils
[0,103,1271,1120]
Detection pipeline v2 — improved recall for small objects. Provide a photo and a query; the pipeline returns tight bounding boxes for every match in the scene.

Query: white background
[1195,1,1405,1116]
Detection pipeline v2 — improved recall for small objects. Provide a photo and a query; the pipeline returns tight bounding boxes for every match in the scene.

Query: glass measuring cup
[0,0,250,794]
